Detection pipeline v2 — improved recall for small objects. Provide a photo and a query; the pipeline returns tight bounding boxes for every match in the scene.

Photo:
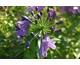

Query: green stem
[49,49,53,59]
[7,38,12,59]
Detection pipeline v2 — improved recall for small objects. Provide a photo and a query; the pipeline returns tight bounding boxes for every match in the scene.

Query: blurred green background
[0,6,80,59]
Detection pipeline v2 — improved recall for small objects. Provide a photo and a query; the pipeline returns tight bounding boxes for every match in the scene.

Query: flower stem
[49,49,53,59]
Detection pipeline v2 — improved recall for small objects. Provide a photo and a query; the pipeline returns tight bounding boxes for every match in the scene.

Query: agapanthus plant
[14,6,64,57]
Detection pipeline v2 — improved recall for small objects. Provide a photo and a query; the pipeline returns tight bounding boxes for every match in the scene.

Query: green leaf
[14,51,23,58]
[55,46,62,57]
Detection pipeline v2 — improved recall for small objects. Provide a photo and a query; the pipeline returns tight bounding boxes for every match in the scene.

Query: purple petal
[61,6,65,13]
[68,6,73,12]
[49,10,54,16]
[39,40,49,57]
[44,33,50,40]
[78,7,80,13]
[39,45,47,57]
[25,6,33,13]
[72,9,77,14]
[49,41,56,49]
[17,36,23,41]
[39,33,56,57]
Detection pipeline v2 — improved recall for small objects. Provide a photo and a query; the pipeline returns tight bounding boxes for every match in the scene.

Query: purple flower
[25,6,33,13]
[61,6,78,14]
[25,6,45,13]
[78,7,80,13]
[48,10,57,21]
[49,10,55,16]
[39,33,56,57]
[14,16,32,41]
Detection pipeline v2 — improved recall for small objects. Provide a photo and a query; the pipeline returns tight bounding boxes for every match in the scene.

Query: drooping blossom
[39,33,56,57]
[14,16,32,41]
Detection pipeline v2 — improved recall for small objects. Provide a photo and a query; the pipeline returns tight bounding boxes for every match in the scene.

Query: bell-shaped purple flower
[39,33,56,57]
[14,16,32,41]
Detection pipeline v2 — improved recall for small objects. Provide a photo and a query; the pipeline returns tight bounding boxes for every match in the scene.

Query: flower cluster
[15,6,64,57]
[61,6,80,14]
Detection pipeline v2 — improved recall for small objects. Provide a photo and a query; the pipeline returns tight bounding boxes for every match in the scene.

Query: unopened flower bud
[30,32,34,37]
[49,17,52,21]
[37,13,41,19]
[25,39,32,48]
[35,20,37,24]
[31,11,34,16]
[36,7,38,11]
[55,29,62,32]
[56,21,64,25]
[52,11,56,19]
[40,11,43,16]
[47,8,50,12]
[21,16,31,22]
[50,26,54,33]
[48,12,51,17]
